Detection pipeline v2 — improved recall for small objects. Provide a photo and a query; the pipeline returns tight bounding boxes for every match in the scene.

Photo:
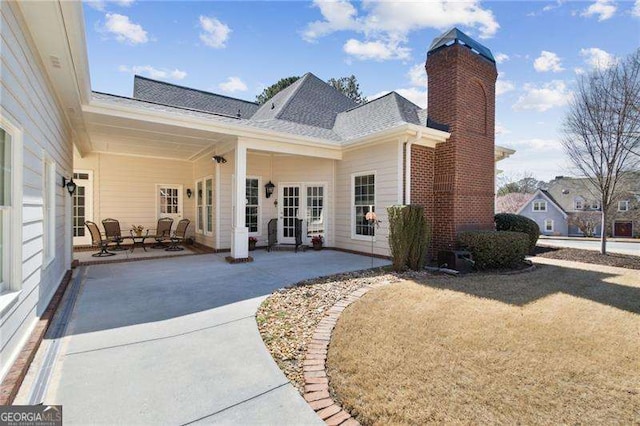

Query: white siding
[0,3,73,380]
[335,140,400,256]
[73,152,196,240]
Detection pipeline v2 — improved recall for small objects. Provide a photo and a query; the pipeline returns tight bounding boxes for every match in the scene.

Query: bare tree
[568,211,601,237]
[562,49,640,254]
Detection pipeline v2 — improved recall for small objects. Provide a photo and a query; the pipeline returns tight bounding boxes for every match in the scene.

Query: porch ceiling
[83,110,237,161]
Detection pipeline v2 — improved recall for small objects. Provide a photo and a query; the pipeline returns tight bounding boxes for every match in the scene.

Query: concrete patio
[35,250,389,424]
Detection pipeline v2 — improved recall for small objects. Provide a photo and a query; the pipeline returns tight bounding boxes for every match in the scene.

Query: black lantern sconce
[212,155,227,164]
[265,181,275,199]
[186,188,193,198]
[61,176,77,196]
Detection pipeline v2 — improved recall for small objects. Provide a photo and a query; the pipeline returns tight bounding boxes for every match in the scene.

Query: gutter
[404,130,423,205]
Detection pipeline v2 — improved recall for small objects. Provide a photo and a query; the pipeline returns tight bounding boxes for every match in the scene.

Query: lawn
[328,262,640,424]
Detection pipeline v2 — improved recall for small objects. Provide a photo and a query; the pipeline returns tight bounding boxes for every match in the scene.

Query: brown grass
[328,262,640,425]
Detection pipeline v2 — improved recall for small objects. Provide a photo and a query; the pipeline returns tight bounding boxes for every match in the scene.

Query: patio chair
[85,221,116,257]
[151,217,174,249]
[165,219,191,251]
[102,218,125,251]
[267,219,277,252]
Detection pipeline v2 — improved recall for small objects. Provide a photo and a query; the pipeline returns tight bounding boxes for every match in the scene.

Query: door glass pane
[73,185,86,237]
[306,186,324,237]
[282,186,299,238]
[197,181,203,231]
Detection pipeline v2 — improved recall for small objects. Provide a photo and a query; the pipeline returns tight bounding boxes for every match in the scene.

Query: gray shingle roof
[94,73,439,143]
[133,76,259,118]
[251,73,357,129]
[334,92,423,140]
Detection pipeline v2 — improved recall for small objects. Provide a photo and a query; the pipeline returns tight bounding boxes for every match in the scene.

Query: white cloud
[580,47,617,70]
[495,53,510,64]
[85,0,135,11]
[103,13,148,44]
[509,138,561,151]
[407,63,426,87]
[581,0,617,21]
[199,16,231,49]
[495,122,510,135]
[634,0,640,17]
[343,39,410,61]
[513,80,571,112]
[496,72,515,96]
[533,51,564,72]
[303,0,499,61]
[119,65,186,80]
[574,67,586,75]
[218,76,248,93]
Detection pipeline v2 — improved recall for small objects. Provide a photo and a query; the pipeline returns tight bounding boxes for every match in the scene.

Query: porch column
[230,140,249,260]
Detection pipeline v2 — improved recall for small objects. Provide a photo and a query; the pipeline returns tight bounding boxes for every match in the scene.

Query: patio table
[126,230,149,252]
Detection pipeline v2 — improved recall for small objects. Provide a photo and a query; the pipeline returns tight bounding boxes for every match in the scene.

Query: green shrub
[457,231,528,270]
[387,205,431,271]
[495,213,540,253]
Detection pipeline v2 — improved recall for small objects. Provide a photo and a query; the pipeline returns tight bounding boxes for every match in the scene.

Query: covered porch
[75,96,343,261]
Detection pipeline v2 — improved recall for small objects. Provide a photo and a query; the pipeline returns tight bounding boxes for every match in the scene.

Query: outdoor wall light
[186,188,193,198]
[265,181,275,198]
[61,177,77,196]
[212,155,227,164]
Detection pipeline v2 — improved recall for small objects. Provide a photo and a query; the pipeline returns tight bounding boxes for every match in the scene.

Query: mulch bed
[534,246,640,270]
[256,268,403,393]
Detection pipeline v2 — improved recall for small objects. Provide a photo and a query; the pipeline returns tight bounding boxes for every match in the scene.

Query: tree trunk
[600,210,607,255]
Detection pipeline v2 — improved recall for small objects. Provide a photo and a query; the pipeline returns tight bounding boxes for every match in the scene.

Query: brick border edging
[302,282,389,426]
[0,270,73,405]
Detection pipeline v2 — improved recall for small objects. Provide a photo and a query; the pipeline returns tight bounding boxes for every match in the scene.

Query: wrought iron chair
[267,219,277,252]
[166,219,191,251]
[85,221,115,257]
[294,218,304,253]
[151,217,174,249]
[102,218,125,251]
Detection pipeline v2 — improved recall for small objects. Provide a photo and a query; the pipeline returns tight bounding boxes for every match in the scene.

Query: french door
[157,184,183,222]
[72,171,93,246]
[278,183,326,245]
[278,185,300,244]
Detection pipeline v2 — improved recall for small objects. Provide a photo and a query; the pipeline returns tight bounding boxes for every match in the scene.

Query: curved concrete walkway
[45,250,388,425]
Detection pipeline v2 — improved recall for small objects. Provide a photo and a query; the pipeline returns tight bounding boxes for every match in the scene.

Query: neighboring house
[517,175,640,237]
[0,2,514,382]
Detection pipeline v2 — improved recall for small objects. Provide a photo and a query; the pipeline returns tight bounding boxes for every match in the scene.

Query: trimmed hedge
[495,213,540,254]
[457,231,528,270]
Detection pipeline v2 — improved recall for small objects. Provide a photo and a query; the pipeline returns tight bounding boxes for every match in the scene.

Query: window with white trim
[196,180,203,233]
[195,177,214,235]
[245,178,260,234]
[43,157,55,266]
[205,178,213,235]
[353,173,375,237]
[544,219,554,232]
[0,126,12,291]
[532,200,547,212]
[590,200,600,210]
[574,198,583,210]
[618,200,629,212]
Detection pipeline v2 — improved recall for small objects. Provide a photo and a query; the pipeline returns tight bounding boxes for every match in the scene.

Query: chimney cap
[428,27,495,64]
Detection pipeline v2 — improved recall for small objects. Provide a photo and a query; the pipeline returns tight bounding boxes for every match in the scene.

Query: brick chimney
[426,28,498,252]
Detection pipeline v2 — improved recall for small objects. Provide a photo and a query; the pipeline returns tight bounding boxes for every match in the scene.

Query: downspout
[404,131,422,205]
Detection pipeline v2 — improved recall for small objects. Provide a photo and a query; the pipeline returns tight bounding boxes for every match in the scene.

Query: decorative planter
[135,230,143,237]
[249,240,257,251]
[312,243,322,251]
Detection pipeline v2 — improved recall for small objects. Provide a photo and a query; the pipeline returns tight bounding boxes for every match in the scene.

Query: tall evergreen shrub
[387,205,431,271]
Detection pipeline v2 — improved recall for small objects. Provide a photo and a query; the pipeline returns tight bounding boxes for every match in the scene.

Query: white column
[231,140,249,259]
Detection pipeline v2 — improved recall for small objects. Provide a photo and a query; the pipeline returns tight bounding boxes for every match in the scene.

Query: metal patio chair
[86,221,116,257]
[165,219,190,251]
[267,219,277,252]
[151,217,174,249]
[102,218,125,251]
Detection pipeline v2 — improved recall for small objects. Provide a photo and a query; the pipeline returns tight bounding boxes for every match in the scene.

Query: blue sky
[83,0,640,182]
